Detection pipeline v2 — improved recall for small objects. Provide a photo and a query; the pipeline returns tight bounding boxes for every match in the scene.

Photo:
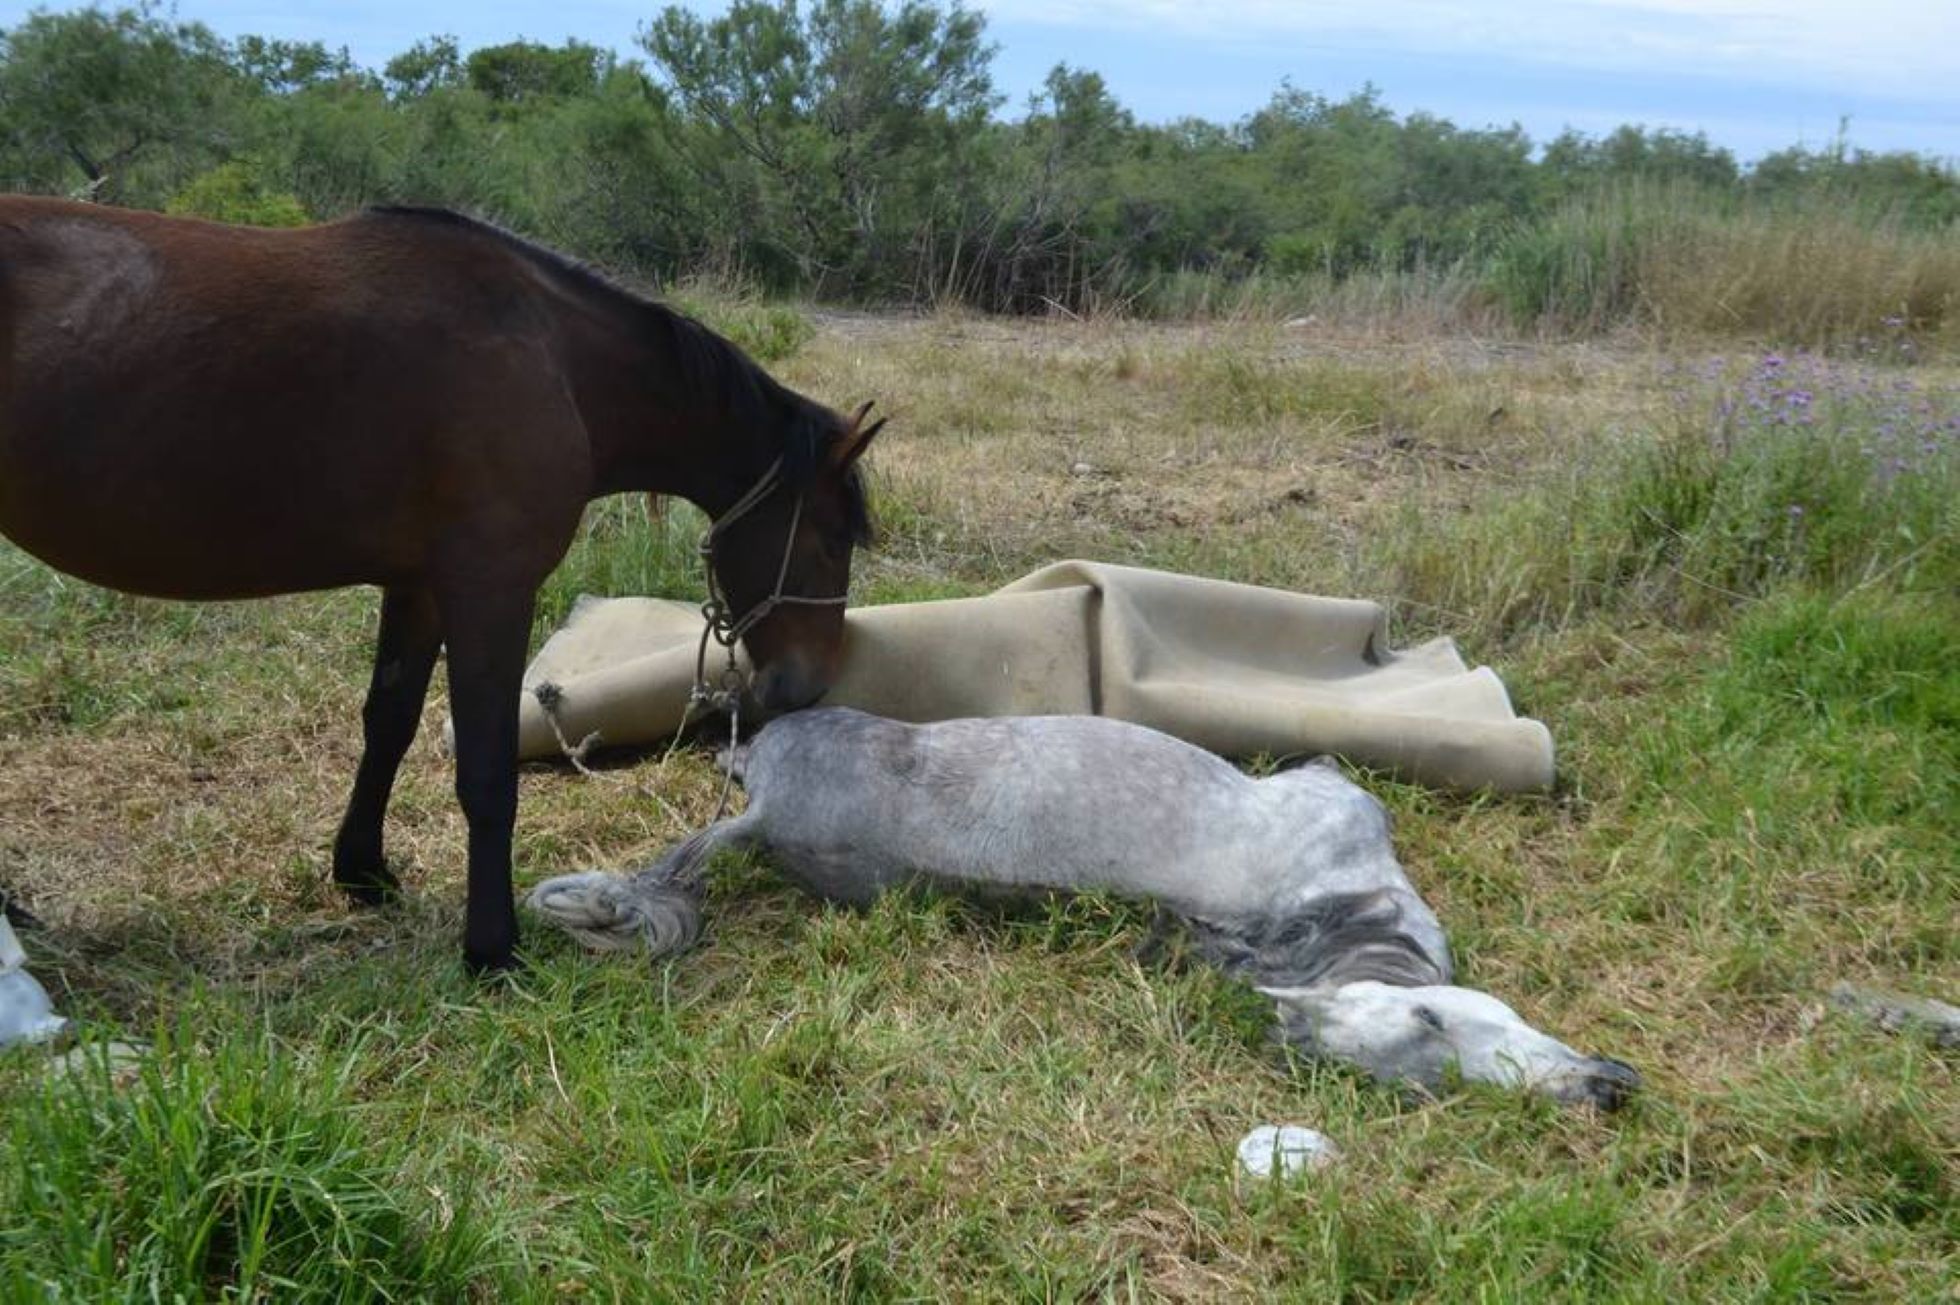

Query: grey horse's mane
[1189,890,1450,989]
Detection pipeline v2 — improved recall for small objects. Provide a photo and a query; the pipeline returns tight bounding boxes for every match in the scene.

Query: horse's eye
[1414,1006,1445,1031]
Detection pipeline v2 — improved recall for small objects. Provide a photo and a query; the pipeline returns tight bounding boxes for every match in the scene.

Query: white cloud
[975,0,1960,103]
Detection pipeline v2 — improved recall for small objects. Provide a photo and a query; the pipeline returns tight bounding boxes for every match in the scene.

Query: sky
[6,0,1955,162]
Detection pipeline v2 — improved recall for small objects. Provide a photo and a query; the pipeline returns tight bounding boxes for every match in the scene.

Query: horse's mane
[366,206,871,540]
[1190,890,1451,989]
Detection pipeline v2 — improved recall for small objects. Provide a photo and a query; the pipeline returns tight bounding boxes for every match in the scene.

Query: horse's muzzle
[751,654,831,716]
[1572,1056,1643,1111]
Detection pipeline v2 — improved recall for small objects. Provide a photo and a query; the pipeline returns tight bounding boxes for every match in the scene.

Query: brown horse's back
[1,196,880,975]
[0,196,589,599]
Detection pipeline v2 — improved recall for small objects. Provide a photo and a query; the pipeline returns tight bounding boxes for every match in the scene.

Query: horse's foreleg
[333,586,442,905]
[440,586,536,975]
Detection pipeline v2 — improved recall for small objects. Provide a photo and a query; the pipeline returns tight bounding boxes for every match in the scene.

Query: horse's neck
[560,301,777,509]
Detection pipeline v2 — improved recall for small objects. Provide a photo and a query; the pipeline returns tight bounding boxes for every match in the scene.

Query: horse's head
[709,401,882,713]
[1261,980,1642,1110]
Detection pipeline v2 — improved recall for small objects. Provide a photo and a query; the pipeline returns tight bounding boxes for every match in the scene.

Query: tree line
[2,1,1954,315]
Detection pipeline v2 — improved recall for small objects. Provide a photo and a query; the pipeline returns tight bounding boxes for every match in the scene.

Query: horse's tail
[526,825,732,960]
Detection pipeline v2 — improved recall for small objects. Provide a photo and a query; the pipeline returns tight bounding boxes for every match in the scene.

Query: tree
[0,3,244,203]
[233,36,359,94]
[384,36,462,99]
[1249,85,1401,275]
[465,40,608,105]
[639,0,997,292]
[1538,125,1738,197]
[960,65,1138,308]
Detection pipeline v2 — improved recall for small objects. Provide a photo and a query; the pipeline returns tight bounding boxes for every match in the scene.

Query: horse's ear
[834,404,885,470]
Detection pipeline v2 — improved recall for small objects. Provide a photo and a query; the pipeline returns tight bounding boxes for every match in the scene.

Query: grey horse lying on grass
[530,708,1640,1109]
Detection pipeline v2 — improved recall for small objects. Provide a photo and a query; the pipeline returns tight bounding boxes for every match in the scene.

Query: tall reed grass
[1111,183,1958,351]
[1128,265,1497,333]
[1488,181,1960,347]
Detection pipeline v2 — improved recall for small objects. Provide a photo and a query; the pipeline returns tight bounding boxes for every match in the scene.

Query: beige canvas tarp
[509,560,1556,793]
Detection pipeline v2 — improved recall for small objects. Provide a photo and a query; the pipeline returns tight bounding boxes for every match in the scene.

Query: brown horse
[0,196,880,974]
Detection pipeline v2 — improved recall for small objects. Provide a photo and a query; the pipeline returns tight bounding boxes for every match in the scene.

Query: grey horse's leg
[527,815,758,958]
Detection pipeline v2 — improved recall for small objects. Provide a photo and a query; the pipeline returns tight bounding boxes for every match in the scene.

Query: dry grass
[790,313,1670,608]
[1640,208,1960,345]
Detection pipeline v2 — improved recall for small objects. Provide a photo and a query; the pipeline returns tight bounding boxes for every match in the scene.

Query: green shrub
[670,292,815,364]
[166,161,310,228]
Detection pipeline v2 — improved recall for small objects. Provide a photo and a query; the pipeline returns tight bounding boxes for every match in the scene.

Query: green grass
[3,316,1955,1299]
[4,1015,504,1300]
[1377,352,1958,641]
[668,286,816,364]
[534,493,705,640]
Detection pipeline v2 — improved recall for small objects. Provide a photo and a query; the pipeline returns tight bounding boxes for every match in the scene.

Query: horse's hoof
[334,862,401,908]
[462,944,524,980]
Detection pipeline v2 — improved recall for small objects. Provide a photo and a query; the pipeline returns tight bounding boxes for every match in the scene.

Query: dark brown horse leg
[439,587,535,975]
[333,586,443,905]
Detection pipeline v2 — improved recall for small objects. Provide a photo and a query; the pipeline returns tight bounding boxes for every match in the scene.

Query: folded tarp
[509,560,1556,793]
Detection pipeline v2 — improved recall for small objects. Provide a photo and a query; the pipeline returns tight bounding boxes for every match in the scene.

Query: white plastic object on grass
[0,914,67,1049]
[1237,1124,1340,1179]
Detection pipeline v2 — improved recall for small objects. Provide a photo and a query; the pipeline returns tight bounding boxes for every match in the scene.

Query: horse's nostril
[1600,1056,1642,1083]
[1587,1057,1642,1110]
[753,660,828,714]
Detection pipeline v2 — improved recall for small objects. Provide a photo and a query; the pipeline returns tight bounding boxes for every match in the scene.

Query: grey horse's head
[1261,980,1641,1110]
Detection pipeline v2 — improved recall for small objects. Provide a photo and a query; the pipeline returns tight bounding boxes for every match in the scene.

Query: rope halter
[696,456,850,653]
[678,456,850,818]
